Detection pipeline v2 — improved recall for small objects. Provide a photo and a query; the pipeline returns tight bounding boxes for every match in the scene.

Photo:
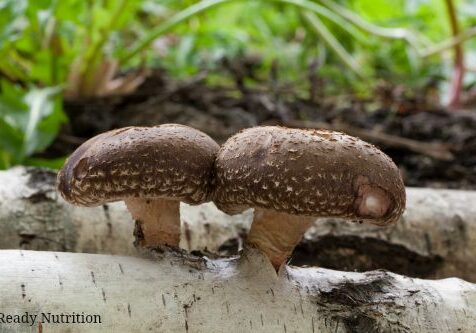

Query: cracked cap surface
[57,124,219,206]
[213,126,405,226]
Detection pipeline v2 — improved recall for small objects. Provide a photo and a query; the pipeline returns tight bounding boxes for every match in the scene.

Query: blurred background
[0,0,475,189]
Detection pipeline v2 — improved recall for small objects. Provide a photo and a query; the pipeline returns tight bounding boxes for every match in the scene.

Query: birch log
[0,249,475,333]
[0,167,136,255]
[1,167,476,281]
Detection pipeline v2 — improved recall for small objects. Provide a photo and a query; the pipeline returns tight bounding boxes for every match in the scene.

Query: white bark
[0,167,137,255]
[0,249,474,332]
[1,167,476,281]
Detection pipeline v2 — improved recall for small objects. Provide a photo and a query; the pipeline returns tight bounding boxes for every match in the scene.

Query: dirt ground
[46,69,476,190]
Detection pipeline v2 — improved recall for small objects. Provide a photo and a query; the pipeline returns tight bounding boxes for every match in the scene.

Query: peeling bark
[0,249,474,332]
[1,167,476,282]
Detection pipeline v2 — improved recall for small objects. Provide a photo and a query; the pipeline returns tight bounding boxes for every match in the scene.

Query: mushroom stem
[125,198,180,248]
[247,208,314,271]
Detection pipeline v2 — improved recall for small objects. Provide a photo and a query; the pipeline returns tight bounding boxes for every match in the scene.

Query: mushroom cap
[213,126,405,226]
[57,124,219,206]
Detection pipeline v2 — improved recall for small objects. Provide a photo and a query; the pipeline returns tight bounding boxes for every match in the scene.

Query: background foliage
[0,0,475,169]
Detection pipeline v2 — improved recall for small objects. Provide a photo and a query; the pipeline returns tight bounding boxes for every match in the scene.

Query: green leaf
[0,81,65,166]
[22,86,63,156]
[0,118,23,156]
[0,0,28,49]
[0,149,14,169]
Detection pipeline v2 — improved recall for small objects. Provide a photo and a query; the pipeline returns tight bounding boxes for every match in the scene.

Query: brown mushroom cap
[214,126,405,226]
[57,124,219,207]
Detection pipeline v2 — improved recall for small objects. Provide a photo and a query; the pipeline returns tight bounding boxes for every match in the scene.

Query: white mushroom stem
[0,249,475,332]
[248,208,314,270]
[125,198,180,247]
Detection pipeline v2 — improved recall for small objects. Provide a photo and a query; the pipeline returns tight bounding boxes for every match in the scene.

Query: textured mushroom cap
[214,126,405,226]
[57,124,219,206]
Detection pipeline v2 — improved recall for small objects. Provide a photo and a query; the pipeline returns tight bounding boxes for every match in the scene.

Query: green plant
[3,0,476,95]
[0,0,147,169]
[0,80,65,169]
[124,0,476,97]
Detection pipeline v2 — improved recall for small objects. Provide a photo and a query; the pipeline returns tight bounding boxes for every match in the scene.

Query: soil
[45,68,476,189]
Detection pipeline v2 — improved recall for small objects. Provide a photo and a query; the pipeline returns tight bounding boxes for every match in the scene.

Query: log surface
[0,249,475,333]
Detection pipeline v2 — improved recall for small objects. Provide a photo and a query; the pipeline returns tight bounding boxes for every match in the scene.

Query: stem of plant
[444,0,464,110]
[319,0,425,50]
[303,12,362,77]
[79,0,128,95]
[421,26,476,58]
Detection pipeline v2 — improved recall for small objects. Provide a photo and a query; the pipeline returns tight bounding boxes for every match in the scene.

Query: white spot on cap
[364,195,381,215]
[356,184,391,219]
